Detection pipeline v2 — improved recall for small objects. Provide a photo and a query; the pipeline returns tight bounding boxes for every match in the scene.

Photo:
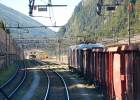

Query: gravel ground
[42,63,104,100]
[1,59,104,100]
[44,68,69,100]
[56,67,104,100]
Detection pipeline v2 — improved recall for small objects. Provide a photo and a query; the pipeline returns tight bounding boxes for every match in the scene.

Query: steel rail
[41,69,50,100]
[51,69,70,100]
[0,62,20,88]
[5,61,27,100]
[35,60,70,100]
[32,60,50,100]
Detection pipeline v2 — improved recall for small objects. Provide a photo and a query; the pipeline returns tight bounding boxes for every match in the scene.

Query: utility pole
[112,12,115,44]
[58,37,61,62]
[134,30,136,45]
[128,5,130,45]
[22,38,24,60]
[95,25,97,42]
[16,42,17,61]
[5,23,8,69]
[9,32,10,66]
[62,45,63,62]
[18,22,21,60]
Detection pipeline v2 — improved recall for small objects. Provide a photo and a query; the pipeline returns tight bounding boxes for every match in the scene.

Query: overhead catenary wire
[0,12,12,27]
[0,10,19,23]
[49,7,53,26]
[40,0,56,31]
[33,17,52,26]
[5,25,64,28]
[0,11,26,32]
[50,4,56,32]
[40,0,54,25]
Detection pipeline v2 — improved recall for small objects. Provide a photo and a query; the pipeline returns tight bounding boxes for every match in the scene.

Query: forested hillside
[55,0,140,42]
[0,3,55,38]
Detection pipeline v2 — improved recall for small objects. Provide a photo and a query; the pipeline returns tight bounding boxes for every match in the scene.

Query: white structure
[27,49,44,59]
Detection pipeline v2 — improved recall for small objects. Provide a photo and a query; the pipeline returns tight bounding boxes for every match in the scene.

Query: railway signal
[97,0,133,16]
[97,0,103,15]
[29,0,67,16]
[34,6,37,10]
[129,4,132,9]
[29,0,35,16]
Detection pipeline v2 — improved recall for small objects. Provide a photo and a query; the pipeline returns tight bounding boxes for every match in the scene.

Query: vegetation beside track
[45,65,104,100]
[0,62,18,86]
[14,61,34,100]
[31,63,47,100]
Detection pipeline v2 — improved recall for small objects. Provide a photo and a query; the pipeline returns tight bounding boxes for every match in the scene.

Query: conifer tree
[0,19,5,30]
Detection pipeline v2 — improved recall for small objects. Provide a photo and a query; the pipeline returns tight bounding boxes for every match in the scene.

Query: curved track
[33,60,70,100]
[0,61,27,100]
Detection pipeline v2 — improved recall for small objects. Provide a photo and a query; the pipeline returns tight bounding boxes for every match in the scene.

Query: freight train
[68,44,140,100]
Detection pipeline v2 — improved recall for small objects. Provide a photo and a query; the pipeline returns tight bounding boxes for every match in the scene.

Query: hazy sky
[0,0,82,31]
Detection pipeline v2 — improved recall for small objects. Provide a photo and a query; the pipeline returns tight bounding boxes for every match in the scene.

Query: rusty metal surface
[68,44,140,100]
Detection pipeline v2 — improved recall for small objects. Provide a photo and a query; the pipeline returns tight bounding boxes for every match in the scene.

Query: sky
[0,0,82,32]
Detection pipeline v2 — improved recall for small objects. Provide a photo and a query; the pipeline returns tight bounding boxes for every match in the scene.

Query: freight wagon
[68,44,140,100]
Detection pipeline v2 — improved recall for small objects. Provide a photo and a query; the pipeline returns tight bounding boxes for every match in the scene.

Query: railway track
[33,60,70,100]
[0,61,27,100]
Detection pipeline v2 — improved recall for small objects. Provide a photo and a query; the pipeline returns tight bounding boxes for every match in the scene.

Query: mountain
[55,0,140,42]
[0,3,55,38]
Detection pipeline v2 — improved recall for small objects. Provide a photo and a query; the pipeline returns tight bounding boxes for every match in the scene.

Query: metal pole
[22,42,24,60]
[9,33,10,65]
[128,5,130,45]
[113,30,115,44]
[113,13,114,44]
[16,45,17,60]
[95,25,97,41]
[134,30,136,45]
[59,38,60,62]
[18,22,21,60]
[5,23,8,69]
[62,47,63,62]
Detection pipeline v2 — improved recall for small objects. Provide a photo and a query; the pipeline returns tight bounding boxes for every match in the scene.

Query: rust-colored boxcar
[108,46,126,100]
[121,45,140,100]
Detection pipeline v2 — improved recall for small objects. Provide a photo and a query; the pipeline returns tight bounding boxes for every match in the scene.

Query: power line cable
[51,5,56,25]
[33,17,52,25]
[41,0,49,4]
[40,0,53,25]
[50,5,56,32]
[0,11,19,23]
[49,6,53,25]
[0,13,12,27]
[40,0,56,31]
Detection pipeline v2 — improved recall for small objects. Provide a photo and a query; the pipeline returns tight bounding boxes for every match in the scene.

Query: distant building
[27,49,44,59]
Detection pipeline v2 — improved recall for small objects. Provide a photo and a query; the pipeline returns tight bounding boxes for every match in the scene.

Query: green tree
[0,19,5,30]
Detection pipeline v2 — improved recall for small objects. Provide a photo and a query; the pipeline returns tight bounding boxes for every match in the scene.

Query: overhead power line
[0,11,19,23]
[4,25,64,29]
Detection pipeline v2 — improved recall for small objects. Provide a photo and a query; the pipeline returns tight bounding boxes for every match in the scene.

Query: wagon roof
[77,44,105,50]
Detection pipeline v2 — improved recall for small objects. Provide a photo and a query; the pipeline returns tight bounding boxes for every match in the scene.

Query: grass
[73,84,77,88]
[54,68,82,100]
[26,61,30,66]
[26,61,35,66]
[69,72,104,99]
[55,67,104,99]
[26,61,35,84]
[0,62,17,85]
[30,61,35,66]
[17,90,27,100]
